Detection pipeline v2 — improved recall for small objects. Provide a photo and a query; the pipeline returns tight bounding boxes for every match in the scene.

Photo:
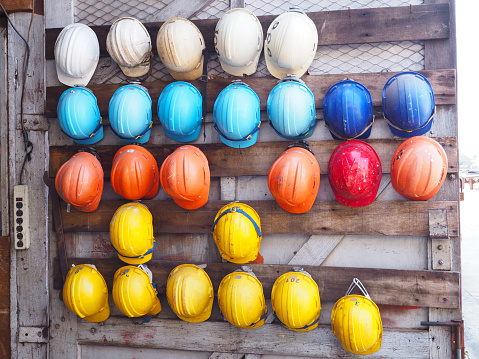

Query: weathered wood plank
[55,260,460,308]
[1,0,43,14]
[146,0,217,22]
[77,318,430,358]
[44,4,449,59]
[48,137,458,178]
[59,199,459,237]
[44,69,456,117]
[0,237,10,358]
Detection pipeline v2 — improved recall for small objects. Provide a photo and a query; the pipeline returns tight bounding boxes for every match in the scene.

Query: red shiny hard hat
[268,144,320,213]
[111,145,159,200]
[55,152,104,212]
[391,136,447,200]
[160,145,210,210]
[328,140,382,207]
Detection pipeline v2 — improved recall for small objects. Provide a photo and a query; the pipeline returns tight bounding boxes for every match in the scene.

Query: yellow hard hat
[271,268,321,332]
[212,203,262,263]
[62,264,110,323]
[166,264,213,323]
[112,265,162,319]
[109,202,156,265]
[218,267,267,329]
[331,278,382,355]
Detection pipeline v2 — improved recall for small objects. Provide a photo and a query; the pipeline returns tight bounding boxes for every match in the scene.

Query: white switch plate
[14,185,30,250]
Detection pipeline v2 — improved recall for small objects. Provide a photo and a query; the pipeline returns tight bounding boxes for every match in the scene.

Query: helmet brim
[219,54,260,77]
[332,185,379,208]
[164,125,201,143]
[387,120,433,138]
[71,126,104,145]
[56,63,96,88]
[118,129,151,145]
[118,61,150,78]
[83,304,110,323]
[275,197,315,214]
[265,57,308,80]
[168,57,204,81]
[176,301,213,323]
[173,190,209,210]
[220,131,259,149]
[118,252,153,265]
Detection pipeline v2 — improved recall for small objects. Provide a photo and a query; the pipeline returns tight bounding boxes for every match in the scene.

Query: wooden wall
[2,0,460,358]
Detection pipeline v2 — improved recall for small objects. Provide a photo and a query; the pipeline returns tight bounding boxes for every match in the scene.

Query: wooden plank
[54,259,460,308]
[287,235,345,266]
[59,199,459,237]
[44,69,456,118]
[0,237,10,358]
[77,319,430,358]
[48,137,458,178]
[44,4,450,60]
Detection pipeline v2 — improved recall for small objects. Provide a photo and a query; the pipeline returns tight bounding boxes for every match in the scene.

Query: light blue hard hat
[109,84,153,144]
[323,79,374,140]
[382,72,435,138]
[267,74,316,140]
[213,80,260,148]
[57,87,103,145]
[157,81,202,142]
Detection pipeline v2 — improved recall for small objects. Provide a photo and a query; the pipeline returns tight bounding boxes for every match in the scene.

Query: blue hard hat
[57,87,103,145]
[213,80,260,148]
[323,80,374,140]
[382,72,435,138]
[157,81,202,142]
[267,75,317,140]
[109,84,152,144]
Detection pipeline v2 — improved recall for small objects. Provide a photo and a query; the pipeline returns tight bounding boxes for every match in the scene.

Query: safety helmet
[157,18,205,81]
[109,84,153,144]
[112,265,162,319]
[264,8,318,79]
[323,80,374,140]
[218,267,267,329]
[160,145,210,210]
[109,202,156,265]
[166,264,214,323]
[54,23,99,87]
[331,278,382,355]
[57,87,103,145]
[214,8,263,76]
[382,72,436,137]
[63,264,110,323]
[328,140,382,208]
[212,203,262,263]
[391,136,447,200]
[111,145,159,200]
[271,268,321,332]
[55,151,104,212]
[157,81,202,142]
[267,75,316,139]
[268,142,320,214]
[213,80,261,149]
[106,17,152,78]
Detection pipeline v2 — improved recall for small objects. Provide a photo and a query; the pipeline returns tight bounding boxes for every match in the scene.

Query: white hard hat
[214,8,263,77]
[54,23,100,87]
[156,18,205,81]
[264,8,318,79]
[106,17,152,78]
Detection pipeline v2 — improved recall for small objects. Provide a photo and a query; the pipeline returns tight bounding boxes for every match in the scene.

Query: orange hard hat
[268,142,320,213]
[55,151,104,212]
[391,136,448,200]
[111,145,159,200]
[160,145,210,210]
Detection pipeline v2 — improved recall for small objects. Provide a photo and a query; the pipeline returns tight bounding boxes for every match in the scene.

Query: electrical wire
[0,1,35,185]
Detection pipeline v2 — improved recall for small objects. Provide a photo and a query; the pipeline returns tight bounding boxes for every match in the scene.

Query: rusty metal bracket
[421,320,465,359]
[43,171,69,285]
[429,209,451,270]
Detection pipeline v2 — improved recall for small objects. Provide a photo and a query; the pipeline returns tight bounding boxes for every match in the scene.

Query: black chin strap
[200,49,209,142]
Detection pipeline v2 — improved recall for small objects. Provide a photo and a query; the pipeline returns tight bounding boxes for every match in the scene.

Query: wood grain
[49,137,458,177]
[58,199,459,237]
[44,69,456,117]
[54,259,460,308]
[44,3,449,59]
[0,237,10,358]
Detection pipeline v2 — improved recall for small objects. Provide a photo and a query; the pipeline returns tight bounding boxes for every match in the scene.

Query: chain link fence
[75,0,424,84]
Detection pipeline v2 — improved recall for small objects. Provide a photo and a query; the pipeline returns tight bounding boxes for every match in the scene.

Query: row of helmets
[54,135,448,218]
[63,262,382,355]
[56,71,437,148]
[54,8,318,85]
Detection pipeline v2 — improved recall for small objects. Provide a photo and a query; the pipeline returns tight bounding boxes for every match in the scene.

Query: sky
[456,2,478,157]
